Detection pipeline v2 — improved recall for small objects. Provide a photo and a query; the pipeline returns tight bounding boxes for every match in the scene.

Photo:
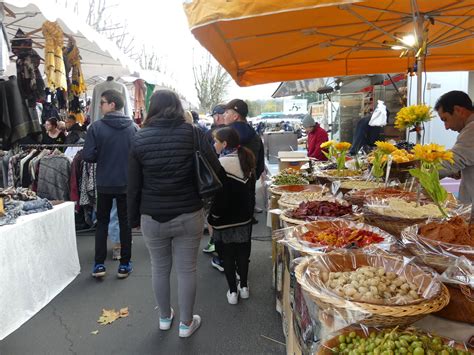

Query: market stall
[265,139,474,353]
[0,201,79,340]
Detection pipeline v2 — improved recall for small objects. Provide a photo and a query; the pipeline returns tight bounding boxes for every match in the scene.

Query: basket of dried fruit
[337,180,386,195]
[401,216,474,273]
[318,327,472,355]
[344,187,425,207]
[314,169,364,185]
[278,218,396,254]
[363,198,470,237]
[269,183,326,197]
[294,251,450,327]
[277,191,331,210]
[401,217,474,324]
[280,200,359,226]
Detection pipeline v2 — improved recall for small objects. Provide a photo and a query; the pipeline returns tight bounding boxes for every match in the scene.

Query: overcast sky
[77,0,279,105]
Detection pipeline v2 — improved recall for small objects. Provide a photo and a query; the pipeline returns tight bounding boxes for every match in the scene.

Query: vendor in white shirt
[435,91,474,212]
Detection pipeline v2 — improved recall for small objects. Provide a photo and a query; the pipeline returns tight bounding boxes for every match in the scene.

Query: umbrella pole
[415,55,423,144]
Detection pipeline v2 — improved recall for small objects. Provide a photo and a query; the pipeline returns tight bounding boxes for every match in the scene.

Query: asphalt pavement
[0,195,285,355]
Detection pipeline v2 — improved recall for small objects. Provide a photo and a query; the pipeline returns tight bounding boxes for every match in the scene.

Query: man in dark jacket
[83,89,137,279]
[224,99,265,221]
[65,115,86,144]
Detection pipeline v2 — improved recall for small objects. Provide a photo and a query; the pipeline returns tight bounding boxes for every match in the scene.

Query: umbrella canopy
[184,0,474,86]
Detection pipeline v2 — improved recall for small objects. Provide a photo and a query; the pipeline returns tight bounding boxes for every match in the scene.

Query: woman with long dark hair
[127,89,223,338]
[208,126,256,305]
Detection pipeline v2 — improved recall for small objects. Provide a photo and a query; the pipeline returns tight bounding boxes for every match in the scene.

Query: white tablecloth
[0,202,80,340]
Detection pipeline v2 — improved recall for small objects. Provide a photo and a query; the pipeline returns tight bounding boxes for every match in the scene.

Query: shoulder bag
[192,125,222,198]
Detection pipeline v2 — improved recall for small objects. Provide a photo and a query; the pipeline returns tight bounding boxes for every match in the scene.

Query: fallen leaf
[91,330,99,335]
[97,307,130,325]
[119,307,129,318]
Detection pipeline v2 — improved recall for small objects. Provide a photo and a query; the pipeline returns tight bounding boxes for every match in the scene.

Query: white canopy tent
[1,0,139,81]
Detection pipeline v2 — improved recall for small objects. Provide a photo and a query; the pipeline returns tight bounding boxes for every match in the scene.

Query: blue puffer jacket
[82,111,137,193]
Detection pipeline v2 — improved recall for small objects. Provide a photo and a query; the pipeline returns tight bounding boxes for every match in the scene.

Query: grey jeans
[141,209,204,323]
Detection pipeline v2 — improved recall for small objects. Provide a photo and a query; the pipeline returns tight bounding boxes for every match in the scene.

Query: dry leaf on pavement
[97,307,129,325]
[90,330,99,335]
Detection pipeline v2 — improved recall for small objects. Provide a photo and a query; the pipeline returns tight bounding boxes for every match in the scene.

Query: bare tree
[193,54,231,114]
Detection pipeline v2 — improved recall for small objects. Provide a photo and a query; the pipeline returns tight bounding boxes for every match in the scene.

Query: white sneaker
[239,285,250,299]
[227,290,239,304]
[179,315,201,338]
[159,307,174,330]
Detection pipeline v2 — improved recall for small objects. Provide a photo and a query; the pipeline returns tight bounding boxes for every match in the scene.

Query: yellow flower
[375,141,397,154]
[413,144,454,164]
[334,142,351,151]
[395,105,433,130]
[320,140,334,149]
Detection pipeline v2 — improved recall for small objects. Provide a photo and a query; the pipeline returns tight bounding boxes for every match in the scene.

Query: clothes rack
[18,143,84,148]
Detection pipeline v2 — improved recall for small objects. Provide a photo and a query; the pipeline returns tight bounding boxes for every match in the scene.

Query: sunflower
[320,140,335,149]
[413,144,454,164]
[395,104,433,130]
[375,141,397,154]
[334,142,352,151]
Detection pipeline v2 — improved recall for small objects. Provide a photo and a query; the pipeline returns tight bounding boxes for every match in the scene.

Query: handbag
[192,125,222,198]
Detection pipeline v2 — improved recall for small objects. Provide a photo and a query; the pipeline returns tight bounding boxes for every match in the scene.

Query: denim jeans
[108,199,120,244]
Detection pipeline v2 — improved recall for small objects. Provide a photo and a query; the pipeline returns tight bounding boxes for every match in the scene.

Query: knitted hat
[302,114,316,128]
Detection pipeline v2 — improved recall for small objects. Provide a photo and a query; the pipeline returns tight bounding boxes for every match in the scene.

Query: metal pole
[414,56,424,143]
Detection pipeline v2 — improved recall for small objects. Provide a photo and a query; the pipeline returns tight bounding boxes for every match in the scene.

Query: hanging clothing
[0,76,42,150]
[0,7,10,72]
[133,79,146,123]
[145,82,155,111]
[63,39,86,96]
[68,95,85,125]
[37,154,71,200]
[42,21,67,91]
[10,29,45,107]
[89,79,132,122]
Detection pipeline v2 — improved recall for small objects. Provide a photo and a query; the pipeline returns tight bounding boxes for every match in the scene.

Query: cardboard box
[278,151,309,171]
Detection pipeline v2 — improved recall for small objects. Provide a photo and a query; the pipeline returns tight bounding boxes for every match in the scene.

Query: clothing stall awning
[184,0,474,86]
[1,0,140,81]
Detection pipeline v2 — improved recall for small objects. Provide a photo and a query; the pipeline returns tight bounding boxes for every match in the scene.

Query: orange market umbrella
[184,0,474,89]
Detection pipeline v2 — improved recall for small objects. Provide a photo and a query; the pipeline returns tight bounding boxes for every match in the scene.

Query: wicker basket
[363,211,428,237]
[280,211,361,226]
[294,254,450,327]
[269,183,324,196]
[435,284,474,324]
[317,328,471,355]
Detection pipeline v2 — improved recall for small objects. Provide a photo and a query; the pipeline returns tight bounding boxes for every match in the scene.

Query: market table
[0,202,80,340]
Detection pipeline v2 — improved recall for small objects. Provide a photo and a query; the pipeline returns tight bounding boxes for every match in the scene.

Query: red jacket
[307,125,329,161]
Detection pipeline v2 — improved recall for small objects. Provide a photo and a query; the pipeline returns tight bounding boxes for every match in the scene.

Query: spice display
[322,266,421,304]
[279,191,328,206]
[300,228,384,248]
[324,169,361,177]
[347,188,420,201]
[340,181,385,190]
[272,169,309,186]
[367,198,443,219]
[328,328,471,355]
[419,216,474,246]
[288,200,353,220]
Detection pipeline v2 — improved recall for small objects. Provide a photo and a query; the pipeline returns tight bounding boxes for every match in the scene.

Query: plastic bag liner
[365,197,472,221]
[440,256,474,289]
[292,250,445,334]
[401,217,474,273]
[281,197,363,224]
[316,324,473,354]
[275,218,397,255]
